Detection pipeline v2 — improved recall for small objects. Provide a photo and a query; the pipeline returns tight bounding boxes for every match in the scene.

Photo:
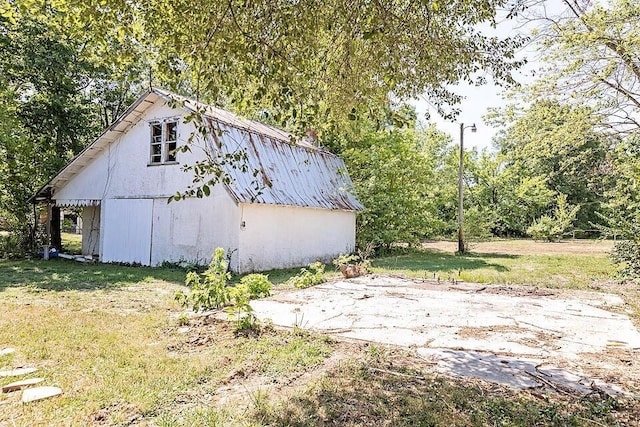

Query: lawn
[372,239,616,289]
[1,239,638,426]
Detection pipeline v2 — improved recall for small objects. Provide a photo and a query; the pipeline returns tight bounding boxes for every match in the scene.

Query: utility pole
[458,123,476,254]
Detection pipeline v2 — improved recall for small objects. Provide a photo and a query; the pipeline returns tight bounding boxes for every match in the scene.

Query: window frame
[148,118,179,165]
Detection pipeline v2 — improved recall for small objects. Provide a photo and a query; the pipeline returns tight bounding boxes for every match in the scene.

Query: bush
[332,253,370,278]
[527,194,579,242]
[289,262,326,289]
[226,282,259,330]
[611,240,640,282]
[175,248,273,331]
[240,273,272,298]
[175,247,231,312]
[527,215,563,242]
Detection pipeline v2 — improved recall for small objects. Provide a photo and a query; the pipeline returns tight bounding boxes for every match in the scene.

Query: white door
[102,199,153,265]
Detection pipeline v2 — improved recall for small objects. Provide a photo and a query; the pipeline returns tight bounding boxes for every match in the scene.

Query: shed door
[102,199,153,265]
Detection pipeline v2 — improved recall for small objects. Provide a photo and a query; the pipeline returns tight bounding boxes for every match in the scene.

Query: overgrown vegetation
[527,195,580,242]
[288,262,326,289]
[175,248,272,330]
[252,348,635,427]
[332,249,372,278]
[1,240,637,425]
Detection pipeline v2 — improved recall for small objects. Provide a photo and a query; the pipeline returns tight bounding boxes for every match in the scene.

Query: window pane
[166,141,177,162]
[166,122,177,141]
[152,144,161,155]
[152,124,162,142]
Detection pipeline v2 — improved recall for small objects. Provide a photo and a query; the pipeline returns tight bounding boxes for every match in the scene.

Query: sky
[410,6,555,151]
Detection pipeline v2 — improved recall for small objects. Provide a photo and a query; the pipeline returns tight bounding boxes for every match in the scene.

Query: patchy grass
[372,239,615,289]
[0,258,186,291]
[1,240,638,426]
[252,347,639,427]
[0,259,334,426]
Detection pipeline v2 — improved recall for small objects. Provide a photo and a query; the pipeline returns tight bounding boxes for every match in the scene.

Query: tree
[341,128,434,249]
[510,0,640,135]
[598,135,640,280]
[12,0,525,135]
[0,10,144,252]
[488,100,610,231]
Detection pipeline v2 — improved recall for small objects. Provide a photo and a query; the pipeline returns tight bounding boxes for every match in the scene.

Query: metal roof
[210,120,363,211]
[32,88,363,211]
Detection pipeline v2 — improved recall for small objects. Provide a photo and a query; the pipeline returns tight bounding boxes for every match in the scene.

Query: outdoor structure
[31,88,363,272]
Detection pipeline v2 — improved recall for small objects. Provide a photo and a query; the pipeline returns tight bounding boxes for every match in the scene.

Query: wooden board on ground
[2,378,45,393]
[0,367,37,378]
[22,386,62,403]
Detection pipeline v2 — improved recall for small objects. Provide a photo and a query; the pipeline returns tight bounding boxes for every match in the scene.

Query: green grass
[1,239,637,426]
[0,258,186,291]
[372,248,614,289]
[0,259,334,426]
[61,232,82,254]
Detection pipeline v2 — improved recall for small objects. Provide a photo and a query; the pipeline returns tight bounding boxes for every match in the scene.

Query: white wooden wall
[238,203,356,272]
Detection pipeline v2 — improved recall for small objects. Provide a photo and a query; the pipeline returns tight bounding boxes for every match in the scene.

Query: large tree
[0,9,145,251]
[9,0,525,134]
[510,0,640,135]
[489,100,610,231]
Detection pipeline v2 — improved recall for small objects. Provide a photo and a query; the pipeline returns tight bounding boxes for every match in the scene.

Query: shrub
[226,283,259,330]
[332,253,370,278]
[611,240,640,281]
[527,215,563,242]
[240,273,272,298]
[175,248,272,331]
[527,194,579,242]
[175,247,231,312]
[289,262,325,289]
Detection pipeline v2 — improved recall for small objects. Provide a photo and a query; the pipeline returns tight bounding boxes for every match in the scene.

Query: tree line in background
[1,1,640,280]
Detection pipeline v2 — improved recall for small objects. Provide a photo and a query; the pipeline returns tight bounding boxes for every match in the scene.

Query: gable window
[149,120,178,164]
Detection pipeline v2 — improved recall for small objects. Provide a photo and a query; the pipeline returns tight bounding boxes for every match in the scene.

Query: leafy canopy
[10,0,525,134]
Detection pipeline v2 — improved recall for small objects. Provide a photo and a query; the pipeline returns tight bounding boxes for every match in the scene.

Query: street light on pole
[458,122,476,254]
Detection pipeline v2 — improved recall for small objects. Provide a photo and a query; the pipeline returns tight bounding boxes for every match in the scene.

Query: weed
[289,262,325,288]
[176,312,190,326]
[333,253,370,278]
[239,273,272,298]
[175,248,231,311]
[225,282,259,331]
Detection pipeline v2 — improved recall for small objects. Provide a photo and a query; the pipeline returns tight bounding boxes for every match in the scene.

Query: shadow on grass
[252,360,625,427]
[372,249,514,273]
[0,258,186,292]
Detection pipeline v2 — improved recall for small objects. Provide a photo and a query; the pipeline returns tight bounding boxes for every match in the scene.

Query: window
[149,120,178,164]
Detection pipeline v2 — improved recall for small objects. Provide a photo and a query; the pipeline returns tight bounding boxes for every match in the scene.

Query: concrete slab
[252,276,640,394]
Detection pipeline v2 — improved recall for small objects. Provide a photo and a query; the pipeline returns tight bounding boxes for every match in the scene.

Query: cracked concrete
[251,275,640,395]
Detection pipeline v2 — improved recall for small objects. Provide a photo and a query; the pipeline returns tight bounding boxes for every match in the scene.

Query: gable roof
[32,88,363,211]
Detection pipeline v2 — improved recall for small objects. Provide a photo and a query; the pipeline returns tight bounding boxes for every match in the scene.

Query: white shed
[32,88,363,272]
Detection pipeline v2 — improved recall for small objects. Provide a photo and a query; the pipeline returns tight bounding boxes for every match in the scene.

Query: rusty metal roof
[209,120,363,211]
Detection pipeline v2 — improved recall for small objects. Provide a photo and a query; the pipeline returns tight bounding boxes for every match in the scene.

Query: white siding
[237,204,356,272]
[102,199,153,265]
[50,96,360,271]
[53,103,203,202]
[149,186,241,269]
